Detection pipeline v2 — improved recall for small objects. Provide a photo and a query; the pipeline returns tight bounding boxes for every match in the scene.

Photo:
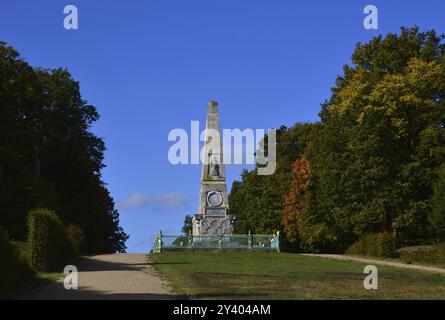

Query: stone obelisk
[192,100,234,236]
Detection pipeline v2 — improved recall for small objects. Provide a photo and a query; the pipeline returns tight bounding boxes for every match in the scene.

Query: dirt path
[302,254,445,274]
[27,254,174,300]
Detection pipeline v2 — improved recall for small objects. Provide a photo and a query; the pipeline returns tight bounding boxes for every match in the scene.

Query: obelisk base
[192,214,235,236]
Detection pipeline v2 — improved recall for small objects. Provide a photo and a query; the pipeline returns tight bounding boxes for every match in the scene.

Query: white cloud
[120,192,189,212]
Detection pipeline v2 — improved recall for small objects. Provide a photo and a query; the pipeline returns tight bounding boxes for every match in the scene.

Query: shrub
[0,226,35,298]
[11,241,29,258]
[398,245,445,266]
[378,231,397,258]
[27,208,74,271]
[66,224,87,256]
[347,233,374,256]
[347,232,396,258]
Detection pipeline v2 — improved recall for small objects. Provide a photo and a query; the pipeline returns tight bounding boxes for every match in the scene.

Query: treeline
[0,41,128,254]
[229,27,445,253]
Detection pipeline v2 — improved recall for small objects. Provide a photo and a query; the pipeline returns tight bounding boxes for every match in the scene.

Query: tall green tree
[0,41,128,252]
[229,27,445,252]
[430,166,445,242]
[306,27,445,249]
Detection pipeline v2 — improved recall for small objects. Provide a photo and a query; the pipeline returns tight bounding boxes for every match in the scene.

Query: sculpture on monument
[208,154,220,177]
[192,100,235,236]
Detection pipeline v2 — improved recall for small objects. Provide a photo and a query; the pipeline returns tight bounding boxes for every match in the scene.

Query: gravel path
[27,254,174,300]
[302,254,445,274]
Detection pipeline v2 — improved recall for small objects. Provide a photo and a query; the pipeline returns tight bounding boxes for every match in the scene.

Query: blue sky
[1,0,444,252]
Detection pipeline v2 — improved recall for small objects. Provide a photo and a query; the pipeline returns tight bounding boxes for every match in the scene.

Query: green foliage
[308,27,445,250]
[378,232,397,258]
[0,41,128,253]
[229,27,445,252]
[27,208,74,271]
[230,124,317,236]
[0,226,35,297]
[181,215,193,235]
[347,232,396,258]
[66,224,87,256]
[429,167,445,242]
[398,245,445,266]
[11,240,29,258]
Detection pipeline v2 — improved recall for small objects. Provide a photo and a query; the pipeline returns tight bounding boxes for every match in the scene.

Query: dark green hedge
[398,245,445,266]
[346,232,396,258]
[66,224,87,256]
[27,209,74,272]
[0,226,35,298]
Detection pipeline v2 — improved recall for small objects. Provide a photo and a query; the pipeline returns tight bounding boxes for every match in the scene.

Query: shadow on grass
[192,292,270,299]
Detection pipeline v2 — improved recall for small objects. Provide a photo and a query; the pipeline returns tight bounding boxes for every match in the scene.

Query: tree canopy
[0,41,128,253]
[229,27,445,252]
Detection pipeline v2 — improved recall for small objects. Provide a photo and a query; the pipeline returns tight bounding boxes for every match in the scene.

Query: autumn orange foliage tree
[281,156,310,245]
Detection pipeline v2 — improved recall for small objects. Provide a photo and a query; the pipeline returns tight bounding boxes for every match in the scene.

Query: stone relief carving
[201,218,233,236]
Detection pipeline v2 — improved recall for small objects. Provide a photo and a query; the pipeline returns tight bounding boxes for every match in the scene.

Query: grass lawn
[149,252,445,300]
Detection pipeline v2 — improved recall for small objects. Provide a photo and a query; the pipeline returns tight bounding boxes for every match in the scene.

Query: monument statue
[208,154,220,176]
[192,101,234,236]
